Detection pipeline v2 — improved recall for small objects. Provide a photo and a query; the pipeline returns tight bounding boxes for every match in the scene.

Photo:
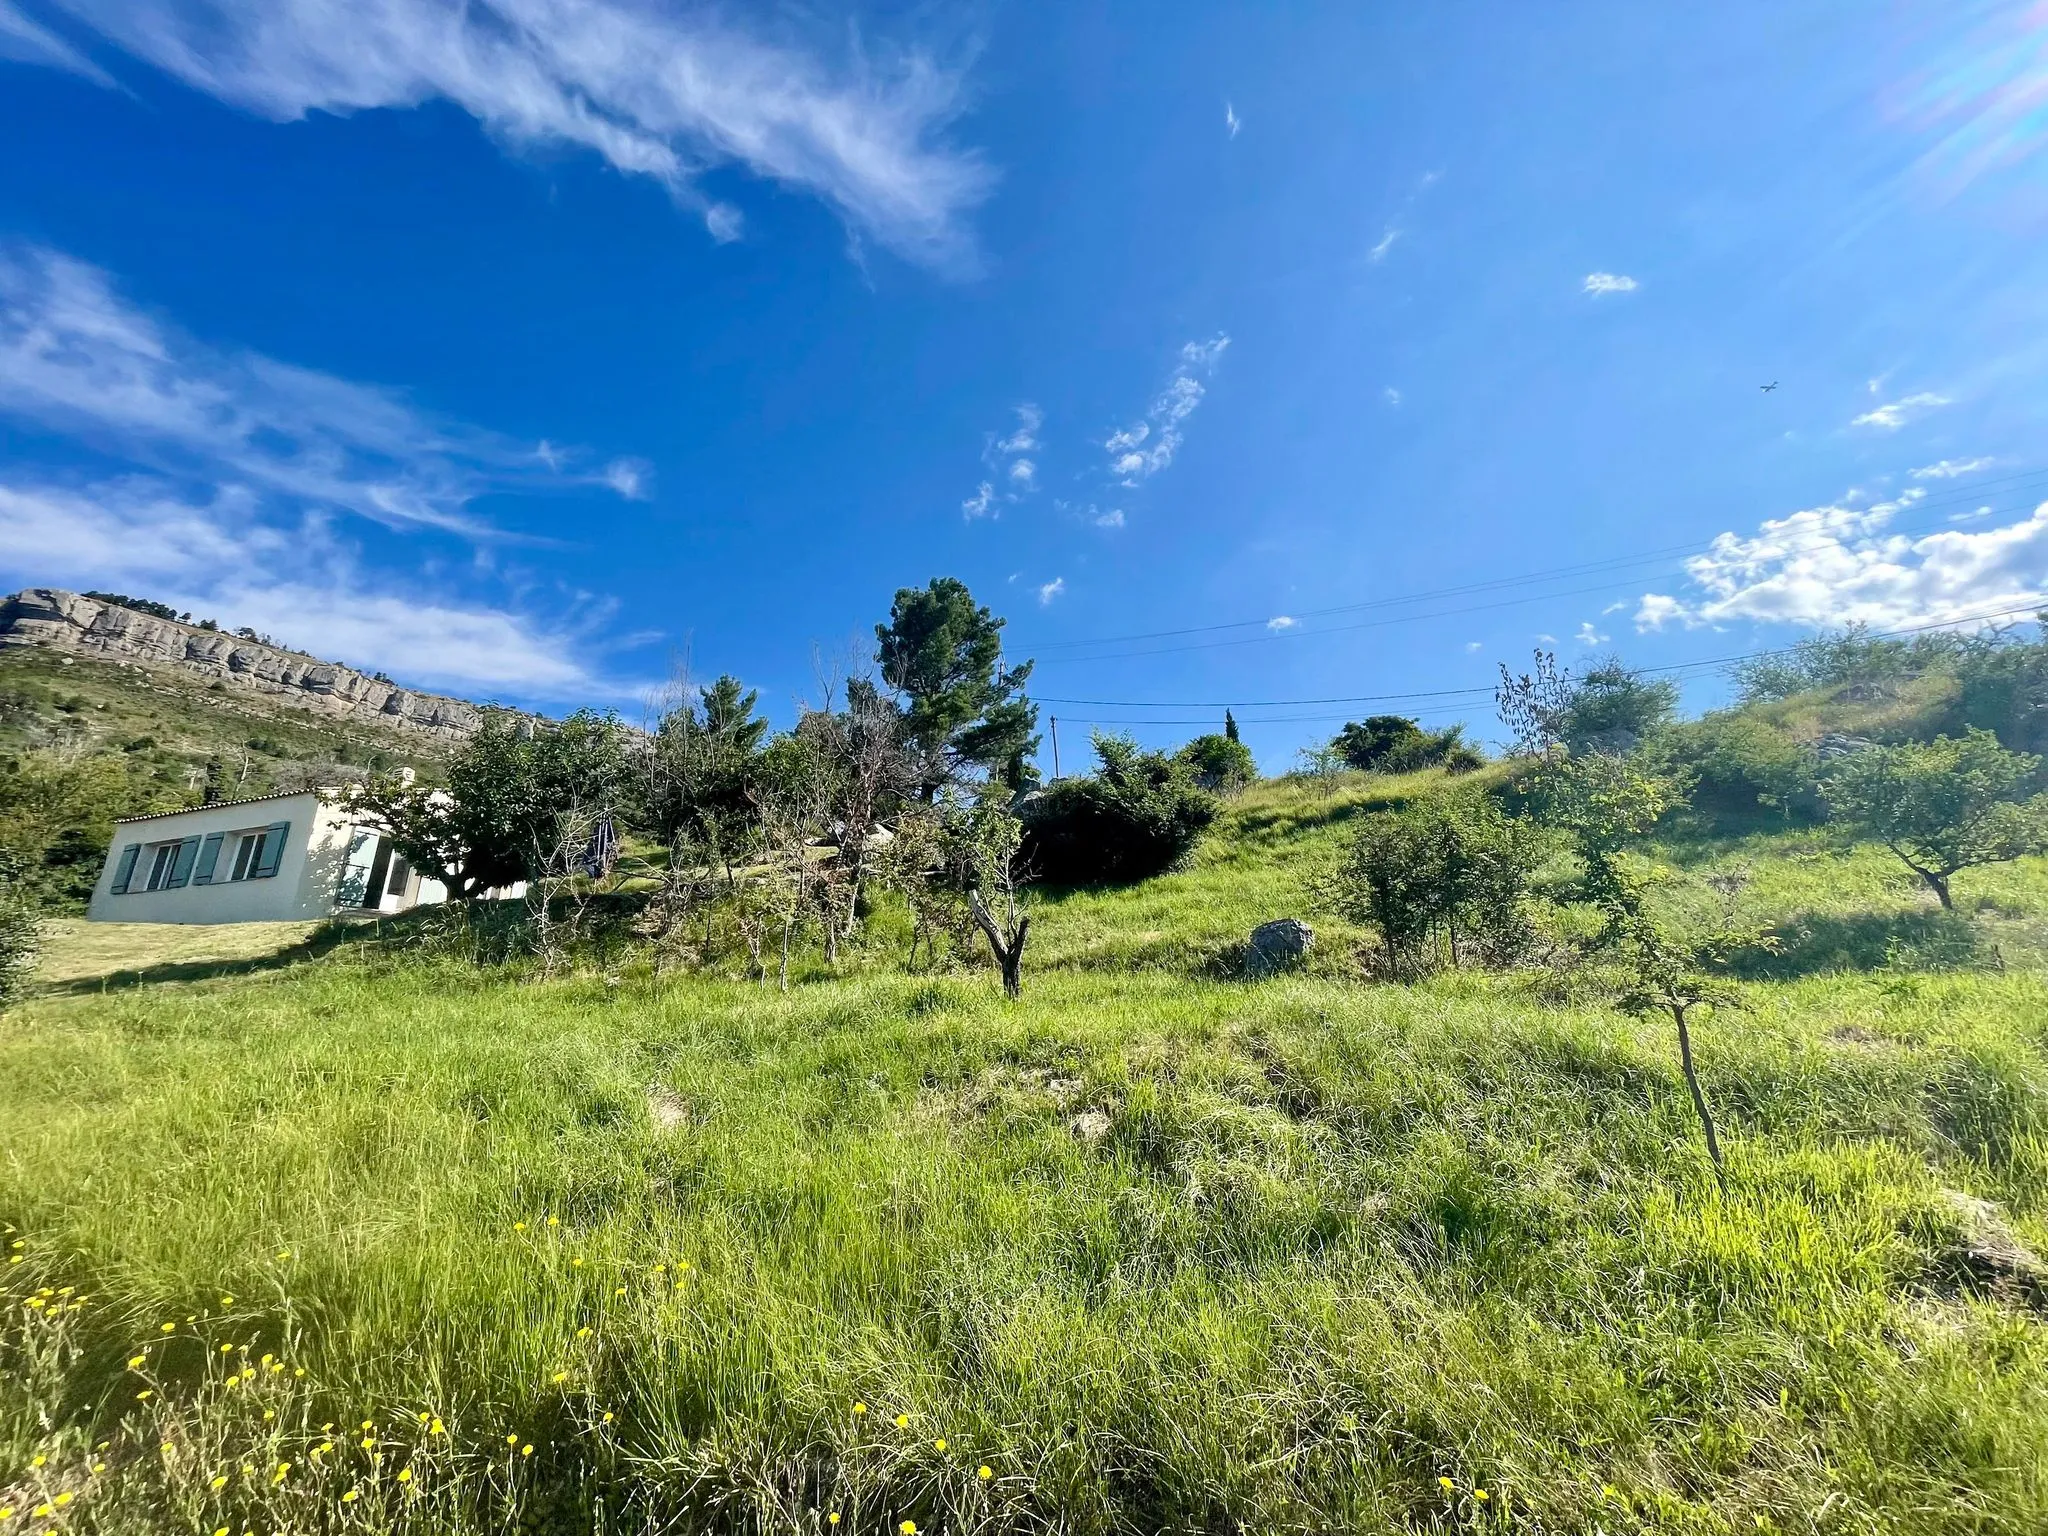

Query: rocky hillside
[0,588,492,742]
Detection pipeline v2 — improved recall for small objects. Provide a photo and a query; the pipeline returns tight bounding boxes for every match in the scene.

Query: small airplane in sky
[1760,381,1777,392]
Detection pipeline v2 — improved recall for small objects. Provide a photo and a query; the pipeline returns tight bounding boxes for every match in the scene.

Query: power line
[1021,471,2048,665]
[1033,601,2047,713]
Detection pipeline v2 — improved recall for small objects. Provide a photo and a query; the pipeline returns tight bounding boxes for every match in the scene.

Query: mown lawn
[4,776,2047,1534]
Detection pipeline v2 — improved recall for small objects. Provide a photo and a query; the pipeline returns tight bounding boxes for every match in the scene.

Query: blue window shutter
[165,836,202,889]
[110,842,141,894]
[253,822,291,878]
[194,832,225,885]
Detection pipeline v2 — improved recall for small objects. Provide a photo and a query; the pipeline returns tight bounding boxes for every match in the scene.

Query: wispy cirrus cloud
[0,244,650,698]
[1104,335,1229,490]
[1582,271,1639,295]
[1632,487,2048,634]
[961,401,1039,520]
[1852,391,1950,430]
[1912,456,1996,479]
[1036,576,1065,605]
[0,0,109,80]
[1224,101,1240,138]
[25,0,991,270]
[0,243,640,535]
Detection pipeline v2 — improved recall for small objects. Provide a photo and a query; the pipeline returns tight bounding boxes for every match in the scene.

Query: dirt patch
[1937,1188,2047,1306]
[647,1086,691,1131]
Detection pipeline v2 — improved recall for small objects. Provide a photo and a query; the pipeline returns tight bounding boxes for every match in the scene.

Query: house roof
[115,788,325,825]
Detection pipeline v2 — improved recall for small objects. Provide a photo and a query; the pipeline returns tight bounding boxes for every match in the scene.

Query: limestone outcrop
[0,588,495,741]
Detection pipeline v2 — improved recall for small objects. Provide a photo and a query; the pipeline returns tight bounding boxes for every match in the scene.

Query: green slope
[4,776,2047,1534]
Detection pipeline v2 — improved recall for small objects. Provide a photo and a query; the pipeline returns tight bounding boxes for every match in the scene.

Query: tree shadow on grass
[1735,907,1983,980]
[38,922,361,996]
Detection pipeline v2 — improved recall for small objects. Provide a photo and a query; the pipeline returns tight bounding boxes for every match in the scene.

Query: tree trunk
[1924,869,1953,910]
[779,919,793,992]
[969,894,1029,999]
[1672,1004,1728,1196]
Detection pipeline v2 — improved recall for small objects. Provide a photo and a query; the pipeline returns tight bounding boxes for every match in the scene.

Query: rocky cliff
[0,588,495,741]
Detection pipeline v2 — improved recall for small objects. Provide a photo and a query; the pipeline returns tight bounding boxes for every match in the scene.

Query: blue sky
[4,1,2048,770]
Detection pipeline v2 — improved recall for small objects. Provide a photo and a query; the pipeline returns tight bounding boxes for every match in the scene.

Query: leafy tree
[1322,792,1542,977]
[1176,731,1257,792]
[1822,729,2048,909]
[1020,732,1218,884]
[1496,653,1676,756]
[643,674,770,856]
[1331,715,1482,774]
[1646,712,1820,823]
[876,578,1039,797]
[956,798,1030,998]
[0,850,41,1009]
[0,749,138,910]
[344,710,632,900]
[1523,751,1678,933]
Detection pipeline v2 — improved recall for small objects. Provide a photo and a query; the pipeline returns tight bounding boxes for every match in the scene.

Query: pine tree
[1224,709,1239,743]
[876,578,1039,798]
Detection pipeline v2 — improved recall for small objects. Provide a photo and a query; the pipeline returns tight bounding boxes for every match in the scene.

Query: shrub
[1322,792,1543,976]
[0,852,42,1008]
[1176,732,1257,792]
[1330,716,1483,774]
[1020,733,1217,884]
[1648,712,1820,822]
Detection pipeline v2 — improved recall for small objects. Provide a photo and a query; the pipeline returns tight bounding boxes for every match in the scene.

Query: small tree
[1323,793,1542,977]
[956,799,1029,998]
[1176,732,1257,793]
[1331,716,1483,775]
[1523,750,1677,932]
[1224,709,1240,744]
[1020,733,1218,884]
[1823,729,2048,909]
[1496,653,1676,757]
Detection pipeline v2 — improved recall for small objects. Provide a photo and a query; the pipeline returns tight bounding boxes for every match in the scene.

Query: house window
[144,843,179,891]
[230,831,266,882]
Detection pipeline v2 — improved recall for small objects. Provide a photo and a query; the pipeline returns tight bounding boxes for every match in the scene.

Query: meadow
[4,775,2046,1534]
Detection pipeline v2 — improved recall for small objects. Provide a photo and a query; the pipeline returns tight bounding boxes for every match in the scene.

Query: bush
[1321,792,1543,976]
[1176,732,1257,792]
[0,853,42,1008]
[1330,716,1483,774]
[1021,733,1218,884]
[1647,712,1820,822]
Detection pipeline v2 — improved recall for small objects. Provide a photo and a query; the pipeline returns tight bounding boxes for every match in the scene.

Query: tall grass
[4,774,2047,1532]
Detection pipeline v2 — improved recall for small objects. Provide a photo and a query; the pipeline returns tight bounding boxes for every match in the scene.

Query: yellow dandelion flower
[211,1476,229,1491]
[262,1410,275,1421]
[853,1402,867,1414]
[137,1390,153,1400]
[361,1421,374,1431]
[1439,1478,1455,1492]
[278,1462,291,1475]
[894,1414,909,1429]
[361,1437,376,1451]
[52,1494,71,1508]
[978,1466,992,1480]
[214,1528,230,1536]
[340,1490,359,1504]
[900,1522,917,1535]
[161,1322,175,1333]
[429,1419,445,1436]
[276,1250,292,1261]
[520,1444,534,1458]
[91,1464,105,1476]
[220,1296,233,1306]
[934,1438,946,1451]
[396,1468,412,1484]
[221,1343,235,1354]
[547,1216,559,1227]
[294,1368,306,1378]
[506,1434,519,1446]
[6,1255,19,1265]
[570,1257,584,1268]
[261,1353,274,1365]
[514,1222,526,1232]
[128,1354,146,1368]
[269,1363,283,1374]
[827,1514,840,1527]
[0,1507,13,1520]
[1475,1489,1490,1502]
[552,1372,568,1384]
[29,1457,44,1470]
[242,1368,255,1380]
[614,1286,626,1297]
[576,1326,592,1339]
[1601,1484,1618,1499]
[32,1508,53,1521]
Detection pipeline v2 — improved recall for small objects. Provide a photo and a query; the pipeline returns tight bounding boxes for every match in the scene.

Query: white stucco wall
[87,793,378,924]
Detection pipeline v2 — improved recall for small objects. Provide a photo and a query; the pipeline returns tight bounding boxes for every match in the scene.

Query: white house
[86,790,457,925]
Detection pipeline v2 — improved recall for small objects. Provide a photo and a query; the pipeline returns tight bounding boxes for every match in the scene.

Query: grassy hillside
[5,775,2046,1534]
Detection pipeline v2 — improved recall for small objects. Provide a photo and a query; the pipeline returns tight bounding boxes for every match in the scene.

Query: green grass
[4,775,2048,1534]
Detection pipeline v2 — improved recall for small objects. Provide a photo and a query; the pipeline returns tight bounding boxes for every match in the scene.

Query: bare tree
[957,801,1030,998]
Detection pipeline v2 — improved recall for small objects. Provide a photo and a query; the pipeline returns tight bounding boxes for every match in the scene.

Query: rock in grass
[1247,919,1314,977]
[1069,1109,1112,1144]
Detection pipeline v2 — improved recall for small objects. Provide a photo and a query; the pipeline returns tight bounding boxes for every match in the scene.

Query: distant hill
[1,587,497,741]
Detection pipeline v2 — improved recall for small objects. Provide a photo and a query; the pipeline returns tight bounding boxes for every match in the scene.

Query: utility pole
[1050,716,1061,780]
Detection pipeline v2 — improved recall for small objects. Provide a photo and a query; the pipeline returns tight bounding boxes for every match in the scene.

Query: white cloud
[1382,386,1402,406]
[1633,494,2048,633]
[1224,101,1240,138]
[0,0,110,81]
[1093,507,1124,528]
[0,479,605,696]
[601,458,652,500]
[1104,333,1230,488]
[1535,633,1558,645]
[960,480,996,520]
[0,243,634,536]
[1368,228,1400,262]
[1912,456,1995,479]
[1582,272,1639,295]
[1037,576,1064,605]
[1463,640,1482,653]
[995,403,1041,456]
[33,0,990,269]
[1007,457,1036,488]
[1266,615,1296,631]
[1574,621,1609,647]
[1601,600,1629,614]
[1851,391,1950,430]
